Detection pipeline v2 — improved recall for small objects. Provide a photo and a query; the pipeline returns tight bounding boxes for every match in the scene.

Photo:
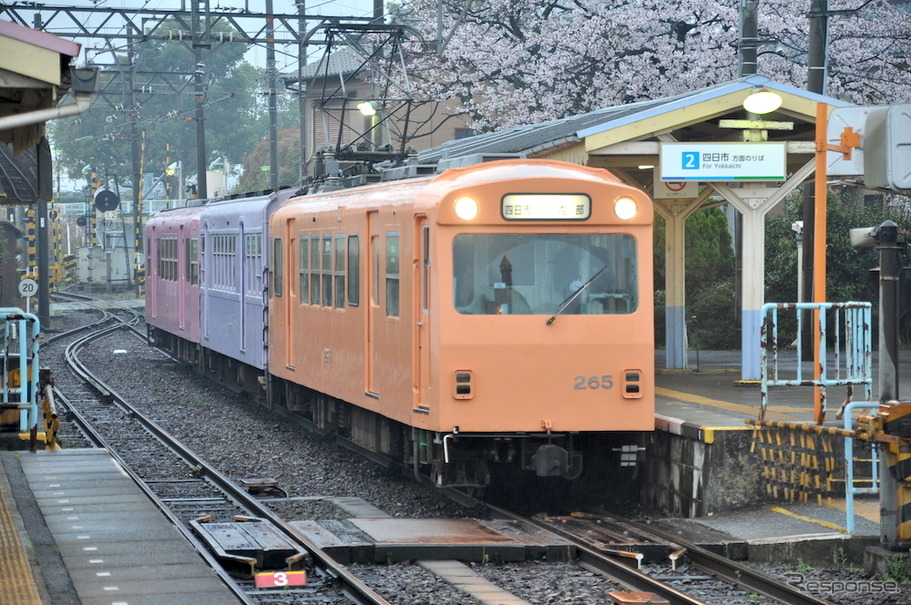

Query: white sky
[16,0,380,189]
[21,0,380,69]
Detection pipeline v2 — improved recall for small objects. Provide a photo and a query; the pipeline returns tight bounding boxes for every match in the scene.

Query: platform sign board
[660,142,786,181]
[254,570,306,588]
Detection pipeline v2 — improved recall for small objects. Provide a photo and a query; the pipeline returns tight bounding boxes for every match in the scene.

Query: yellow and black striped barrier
[876,402,911,542]
[747,419,844,505]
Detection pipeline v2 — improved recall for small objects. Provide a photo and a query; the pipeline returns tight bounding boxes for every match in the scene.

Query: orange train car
[267,159,654,487]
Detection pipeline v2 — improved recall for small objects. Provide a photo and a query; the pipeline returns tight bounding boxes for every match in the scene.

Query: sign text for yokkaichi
[660,142,787,181]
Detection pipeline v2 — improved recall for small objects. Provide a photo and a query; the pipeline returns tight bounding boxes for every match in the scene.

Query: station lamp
[742,87,783,115]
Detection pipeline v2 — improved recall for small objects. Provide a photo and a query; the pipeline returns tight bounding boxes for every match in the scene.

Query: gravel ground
[45,306,911,604]
[70,329,473,520]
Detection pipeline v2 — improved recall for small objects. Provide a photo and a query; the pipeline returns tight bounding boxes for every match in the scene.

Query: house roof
[300,47,366,80]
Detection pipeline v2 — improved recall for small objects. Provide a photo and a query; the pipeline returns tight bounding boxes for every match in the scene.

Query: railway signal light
[94,189,120,212]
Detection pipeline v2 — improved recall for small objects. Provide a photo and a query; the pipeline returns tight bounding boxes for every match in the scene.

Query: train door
[283,219,295,366]
[178,224,186,329]
[200,221,209,340]
[366,210,379,397]
[415,216,431,408]
[147,229,157,319]
[238,224,246,353]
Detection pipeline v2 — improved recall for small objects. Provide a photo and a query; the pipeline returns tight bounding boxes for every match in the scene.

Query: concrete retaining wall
[640,418,767,516]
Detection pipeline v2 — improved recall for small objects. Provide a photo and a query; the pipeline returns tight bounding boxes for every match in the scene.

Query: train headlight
[454,196,479,220]
[614,196,638,220]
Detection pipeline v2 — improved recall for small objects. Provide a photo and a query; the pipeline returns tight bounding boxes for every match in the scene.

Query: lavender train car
[144,205,204,361]
[198,189,295,393]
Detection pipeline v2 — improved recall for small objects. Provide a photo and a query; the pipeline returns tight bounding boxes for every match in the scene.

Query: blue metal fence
[759,302,872,423]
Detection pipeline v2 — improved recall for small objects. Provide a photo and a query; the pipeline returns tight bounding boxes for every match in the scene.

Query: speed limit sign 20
[18,278,38,298]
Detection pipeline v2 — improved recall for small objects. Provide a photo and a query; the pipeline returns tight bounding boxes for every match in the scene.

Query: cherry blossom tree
[398,0,911,131]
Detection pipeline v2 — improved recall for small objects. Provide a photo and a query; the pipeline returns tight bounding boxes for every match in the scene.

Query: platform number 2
[682,152,700,170]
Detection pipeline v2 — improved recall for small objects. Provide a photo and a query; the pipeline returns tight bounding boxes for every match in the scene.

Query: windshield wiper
[546,265,608,325]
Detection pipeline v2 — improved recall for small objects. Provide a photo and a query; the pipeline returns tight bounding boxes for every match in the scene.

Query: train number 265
[574,375,614,390]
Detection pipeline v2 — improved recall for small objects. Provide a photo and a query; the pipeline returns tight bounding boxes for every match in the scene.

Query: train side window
[347,235,359,307]
[299,236,309,304]
[169,237,176,281]
[186,238,199,285]
[422,226,430,314]
[159,237,177,282]
[322,234,333,307]
[272,237,282,297]
[310,237,320,305]
[229,236,237,291]
[371,235,379,306]
[245,233,262,296]
[216,234,237,292]
[156,238,163,279]
[172,238,178,281]
[386,232,400,317]
[334,234,345,309]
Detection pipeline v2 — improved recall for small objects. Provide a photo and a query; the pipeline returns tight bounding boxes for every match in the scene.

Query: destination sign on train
[659,142,787,181]
[501,194,591,220]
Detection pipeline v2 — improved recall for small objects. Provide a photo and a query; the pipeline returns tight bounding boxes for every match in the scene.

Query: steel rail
[485,503,834,605]
[484,504,703,605]
[594,510,834,605]
[64,321,391,605]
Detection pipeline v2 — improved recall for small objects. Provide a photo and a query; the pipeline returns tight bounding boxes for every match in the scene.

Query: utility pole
[803,0,829,320]
[267,0,279,190]
[298,1,308,184]
[191,0,210,199]
[739,0,759,76]
[127,32,140,288]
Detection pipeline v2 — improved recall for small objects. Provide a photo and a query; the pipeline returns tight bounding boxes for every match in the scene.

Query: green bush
[688,277,738,349]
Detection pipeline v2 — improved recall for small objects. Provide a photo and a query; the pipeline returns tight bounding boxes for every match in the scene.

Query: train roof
[145,204,205,228]
[202,191,273,218]
[273,159,645,220]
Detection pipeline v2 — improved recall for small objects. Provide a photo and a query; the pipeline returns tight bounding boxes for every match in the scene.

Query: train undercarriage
[268,377,590,489]
[147,327,643,490]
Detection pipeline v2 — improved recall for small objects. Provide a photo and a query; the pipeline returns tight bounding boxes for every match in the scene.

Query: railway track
[518,509,834,605]
[43,300,390,605]
[43,296,837,604]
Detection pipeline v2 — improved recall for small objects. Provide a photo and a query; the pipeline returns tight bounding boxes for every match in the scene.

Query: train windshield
[453,233,638,315]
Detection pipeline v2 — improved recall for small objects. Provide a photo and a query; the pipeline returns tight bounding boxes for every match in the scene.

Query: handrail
[0,308,41,435]
[759,302,872,423]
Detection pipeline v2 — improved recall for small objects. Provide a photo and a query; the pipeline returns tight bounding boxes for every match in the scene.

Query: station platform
[0,448,243,605]
[649,349,904,569]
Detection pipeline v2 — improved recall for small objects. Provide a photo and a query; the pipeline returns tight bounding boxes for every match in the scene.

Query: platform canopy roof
[0,20,81,152]
[419,74,853,192]
[0,19,81,203]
